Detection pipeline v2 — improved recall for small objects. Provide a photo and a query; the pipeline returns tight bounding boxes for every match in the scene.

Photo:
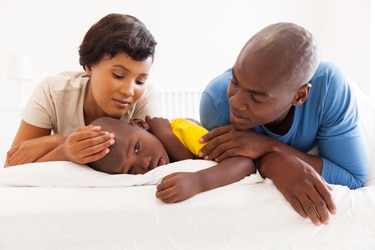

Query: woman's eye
[136,80,145,85]
[134,142,140,154]
[113,73,124,79]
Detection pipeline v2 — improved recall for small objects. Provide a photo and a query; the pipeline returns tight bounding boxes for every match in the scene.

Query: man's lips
[230,109,247,120]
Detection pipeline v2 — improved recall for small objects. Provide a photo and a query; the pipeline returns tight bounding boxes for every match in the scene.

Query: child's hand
[62,125,115,164]
[145,116,173,139]
[156,172,202,203]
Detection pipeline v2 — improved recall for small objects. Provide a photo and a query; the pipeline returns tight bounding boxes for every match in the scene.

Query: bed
[0,81,374,250]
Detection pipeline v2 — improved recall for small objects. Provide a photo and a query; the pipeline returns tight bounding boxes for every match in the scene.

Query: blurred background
[0,0,373,108]
[0,0,373,165]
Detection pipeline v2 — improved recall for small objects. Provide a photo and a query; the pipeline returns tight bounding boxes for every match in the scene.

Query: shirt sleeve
[317,63,368,188]
[171,118,208,157]
[199,69,232,130]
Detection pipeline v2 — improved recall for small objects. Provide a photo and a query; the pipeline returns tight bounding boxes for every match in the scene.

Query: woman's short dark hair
[79,13,157,69]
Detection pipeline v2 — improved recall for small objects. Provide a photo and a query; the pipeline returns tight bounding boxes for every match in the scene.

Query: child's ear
[130,118,150,130]
[293,83,311,106]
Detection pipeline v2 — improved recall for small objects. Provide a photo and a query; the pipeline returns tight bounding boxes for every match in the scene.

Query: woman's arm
[5,120,62,167]
[155,157,255,203]
[5,120,115,166]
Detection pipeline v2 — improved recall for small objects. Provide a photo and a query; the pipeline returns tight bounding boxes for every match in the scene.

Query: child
[88,116,255,203]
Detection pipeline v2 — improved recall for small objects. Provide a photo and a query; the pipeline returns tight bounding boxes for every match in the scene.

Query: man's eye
[134,142,140,154]
[251,94,265,104]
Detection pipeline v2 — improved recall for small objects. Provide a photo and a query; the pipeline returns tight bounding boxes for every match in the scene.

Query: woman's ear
[84,65,92,75]
[293,83,311,106]
[130,118,150,130]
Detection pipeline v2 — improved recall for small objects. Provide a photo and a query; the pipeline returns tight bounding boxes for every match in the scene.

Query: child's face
[111,122,170,174]
[91,118,170,175]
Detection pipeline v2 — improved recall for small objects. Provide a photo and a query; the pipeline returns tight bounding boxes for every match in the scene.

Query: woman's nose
[120,81,135,97]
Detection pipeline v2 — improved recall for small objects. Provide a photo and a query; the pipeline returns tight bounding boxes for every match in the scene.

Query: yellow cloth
[171,118,208,157]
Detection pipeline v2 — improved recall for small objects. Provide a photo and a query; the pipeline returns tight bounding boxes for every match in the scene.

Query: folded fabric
[0,159,264,187]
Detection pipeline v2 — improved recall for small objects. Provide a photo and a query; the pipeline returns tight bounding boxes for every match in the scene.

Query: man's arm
[156,157,255,203]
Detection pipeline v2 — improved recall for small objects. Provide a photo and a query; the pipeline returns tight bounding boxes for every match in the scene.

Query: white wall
[0,0,372,166]
[0,0,373,107]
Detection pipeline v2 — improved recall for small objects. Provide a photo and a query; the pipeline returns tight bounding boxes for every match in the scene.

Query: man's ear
[130,118,150,130]
[293,83,311,106]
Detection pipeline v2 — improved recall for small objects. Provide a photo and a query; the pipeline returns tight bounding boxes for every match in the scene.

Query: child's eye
[134,142,140,154]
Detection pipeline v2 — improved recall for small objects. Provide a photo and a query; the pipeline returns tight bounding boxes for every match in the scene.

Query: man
[199,22,368,226]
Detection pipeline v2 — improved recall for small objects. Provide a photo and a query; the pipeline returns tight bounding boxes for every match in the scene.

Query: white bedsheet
[0,160,374,250]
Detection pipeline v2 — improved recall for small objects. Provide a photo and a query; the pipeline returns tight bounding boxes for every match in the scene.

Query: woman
[5,13,158,167]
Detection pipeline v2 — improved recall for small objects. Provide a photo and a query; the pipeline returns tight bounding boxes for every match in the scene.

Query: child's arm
[145,116,196,161]
[155,157,256,203]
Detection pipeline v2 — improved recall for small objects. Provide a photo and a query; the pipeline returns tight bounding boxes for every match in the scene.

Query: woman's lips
[113,98,131,109]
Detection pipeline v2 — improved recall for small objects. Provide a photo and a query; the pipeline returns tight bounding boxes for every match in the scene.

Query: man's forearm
[264,139,323,174]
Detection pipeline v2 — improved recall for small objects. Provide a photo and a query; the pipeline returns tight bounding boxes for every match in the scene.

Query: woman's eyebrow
[113,64,129,72]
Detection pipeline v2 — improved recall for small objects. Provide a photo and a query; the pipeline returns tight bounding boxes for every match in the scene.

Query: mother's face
[85,52,153,119]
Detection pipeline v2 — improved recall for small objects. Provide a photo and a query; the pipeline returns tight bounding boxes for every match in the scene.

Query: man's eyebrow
[231,68,268,97]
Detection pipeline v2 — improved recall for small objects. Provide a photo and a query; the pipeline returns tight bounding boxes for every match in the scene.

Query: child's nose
[142,157,151,172]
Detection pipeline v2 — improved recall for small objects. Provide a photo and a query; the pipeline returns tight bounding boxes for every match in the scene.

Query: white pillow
[0,159,264,188]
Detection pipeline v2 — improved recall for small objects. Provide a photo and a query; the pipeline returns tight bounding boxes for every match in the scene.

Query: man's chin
[230,120,252,131]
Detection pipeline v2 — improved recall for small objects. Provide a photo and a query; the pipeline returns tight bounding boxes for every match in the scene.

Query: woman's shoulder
[41,71,89,90]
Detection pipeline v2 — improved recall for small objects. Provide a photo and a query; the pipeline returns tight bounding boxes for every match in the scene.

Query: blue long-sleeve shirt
[199,61,368,189]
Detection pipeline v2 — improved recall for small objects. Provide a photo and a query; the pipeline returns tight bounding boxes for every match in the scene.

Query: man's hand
[258,152,336,226]
[199,125,274,161]
[156,172,202,203]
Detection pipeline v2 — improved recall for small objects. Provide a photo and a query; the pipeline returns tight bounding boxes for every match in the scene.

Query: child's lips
[149,158,166,171]
[157,158,166,167]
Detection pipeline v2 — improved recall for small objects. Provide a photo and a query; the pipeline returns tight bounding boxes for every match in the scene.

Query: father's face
[228,48,298,131]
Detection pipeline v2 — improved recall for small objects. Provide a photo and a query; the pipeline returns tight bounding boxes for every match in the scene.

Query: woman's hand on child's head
[62,125,115,164]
